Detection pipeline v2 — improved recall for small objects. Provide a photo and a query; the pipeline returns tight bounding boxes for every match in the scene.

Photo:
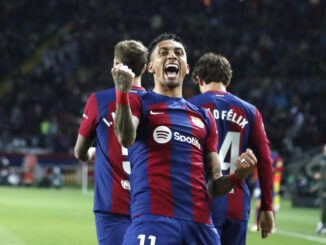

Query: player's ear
[148,62,154,74]
[141,64,147,75]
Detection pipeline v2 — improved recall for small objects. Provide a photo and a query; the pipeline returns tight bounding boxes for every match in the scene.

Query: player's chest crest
[190,116,205,129]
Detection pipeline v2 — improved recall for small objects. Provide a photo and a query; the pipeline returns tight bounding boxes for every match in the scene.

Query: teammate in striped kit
[112,33,257,245]
[188,53,274,244]
[74,40,148,245]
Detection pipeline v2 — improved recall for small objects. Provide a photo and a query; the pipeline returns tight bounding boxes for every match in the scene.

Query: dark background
[0,0,325,162]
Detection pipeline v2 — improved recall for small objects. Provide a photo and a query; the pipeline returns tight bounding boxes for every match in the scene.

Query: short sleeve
[204,109,218,153]
[78,93,98,139]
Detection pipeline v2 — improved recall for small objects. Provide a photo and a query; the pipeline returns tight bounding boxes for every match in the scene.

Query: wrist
[230,173,243,186]
[116,89,129,105]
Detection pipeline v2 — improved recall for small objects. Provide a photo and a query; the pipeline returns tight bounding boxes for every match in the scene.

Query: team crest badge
[191,116,204,128]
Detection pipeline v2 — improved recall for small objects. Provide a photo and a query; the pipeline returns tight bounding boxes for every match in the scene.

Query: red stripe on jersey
[78,93,98,139]
[199,103,214,116]
[148,103,173,217]
[108,101,129,214]
[205,110,219,153]
[250,108,273,211]
[226,105,246,220]
[129,93,142,120]
[185,108,211,223]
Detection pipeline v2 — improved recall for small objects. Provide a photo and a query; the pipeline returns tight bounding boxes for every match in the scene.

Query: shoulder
[94,88,115,100]
[90,89,116,112]
[129,89,148,102]
[227,93,254,108]
[185,100,212,124]
[184,99,204,113]
[187,93,205,105]
[129,87,147,95]
[228,93,258,116]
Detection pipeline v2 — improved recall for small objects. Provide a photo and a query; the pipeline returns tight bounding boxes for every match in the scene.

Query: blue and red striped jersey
[128,91,218,224]
[78,86,146,215]
[188,91,273,221]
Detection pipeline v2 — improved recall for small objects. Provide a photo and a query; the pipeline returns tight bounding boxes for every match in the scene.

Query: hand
[234,148,257,180]
[87,147,96,164]
[257,210,274,239]
[111,64,135,93]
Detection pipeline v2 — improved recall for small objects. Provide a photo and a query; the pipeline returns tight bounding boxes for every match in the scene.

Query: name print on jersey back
[208,108,249,129]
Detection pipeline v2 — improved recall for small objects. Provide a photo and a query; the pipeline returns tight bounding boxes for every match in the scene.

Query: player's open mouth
[164,63,179,80]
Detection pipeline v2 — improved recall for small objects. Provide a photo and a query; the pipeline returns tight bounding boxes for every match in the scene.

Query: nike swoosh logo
[83,113,88,119]
[150,110,164,115]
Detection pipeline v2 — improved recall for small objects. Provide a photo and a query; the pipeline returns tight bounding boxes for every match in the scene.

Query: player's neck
[132,76,142,88]
[204,82,227,93]
[153,85,182,98]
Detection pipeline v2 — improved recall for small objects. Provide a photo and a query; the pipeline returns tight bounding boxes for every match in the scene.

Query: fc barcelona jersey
[128,91,218,224]
[189,91,273,221]
[78,86,146,215]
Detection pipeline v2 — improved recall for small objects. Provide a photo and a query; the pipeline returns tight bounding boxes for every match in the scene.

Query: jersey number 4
[218,131,241,175]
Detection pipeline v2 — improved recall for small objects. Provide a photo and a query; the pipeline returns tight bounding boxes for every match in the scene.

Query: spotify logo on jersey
[153,126,172,144]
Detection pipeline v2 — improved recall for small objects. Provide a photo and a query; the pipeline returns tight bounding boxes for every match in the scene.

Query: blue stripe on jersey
[93,87,146,214]
[128,100,151,217]
[168,102,193,219]
[94,89,115,213]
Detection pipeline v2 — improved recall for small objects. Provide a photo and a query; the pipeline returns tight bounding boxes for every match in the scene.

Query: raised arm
[111,64,139,148]
[206,149,257,198]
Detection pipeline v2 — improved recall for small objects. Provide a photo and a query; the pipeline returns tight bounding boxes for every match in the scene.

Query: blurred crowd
[1,0,325,160]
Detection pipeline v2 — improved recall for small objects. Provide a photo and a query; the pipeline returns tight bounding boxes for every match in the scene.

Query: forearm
[250,109,273,211]
[257,152,273,211]
[258,171,273,210]
[75,148,90,162]
[205,152,228,198]
[74,134,94,162]
[77,148,94,162]
[111,64,138,147]
[114,104,136,148]
[207,175,235,198]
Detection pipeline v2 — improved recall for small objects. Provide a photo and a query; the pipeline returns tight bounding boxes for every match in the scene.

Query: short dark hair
[148,33,187,60]
[191,53,232,85]
[114,40,148,77]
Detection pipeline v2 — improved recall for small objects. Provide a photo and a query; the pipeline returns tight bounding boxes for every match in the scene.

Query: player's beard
[162,77,182,89]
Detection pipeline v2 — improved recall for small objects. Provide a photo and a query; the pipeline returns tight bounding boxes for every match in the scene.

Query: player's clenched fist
[234,148,257,181]
[111,64,135,93]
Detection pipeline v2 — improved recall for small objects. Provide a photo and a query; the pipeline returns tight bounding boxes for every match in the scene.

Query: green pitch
[0,187,97,245]
[1,186,326,245]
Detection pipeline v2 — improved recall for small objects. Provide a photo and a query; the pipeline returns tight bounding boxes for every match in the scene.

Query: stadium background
[0,0,326,244]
